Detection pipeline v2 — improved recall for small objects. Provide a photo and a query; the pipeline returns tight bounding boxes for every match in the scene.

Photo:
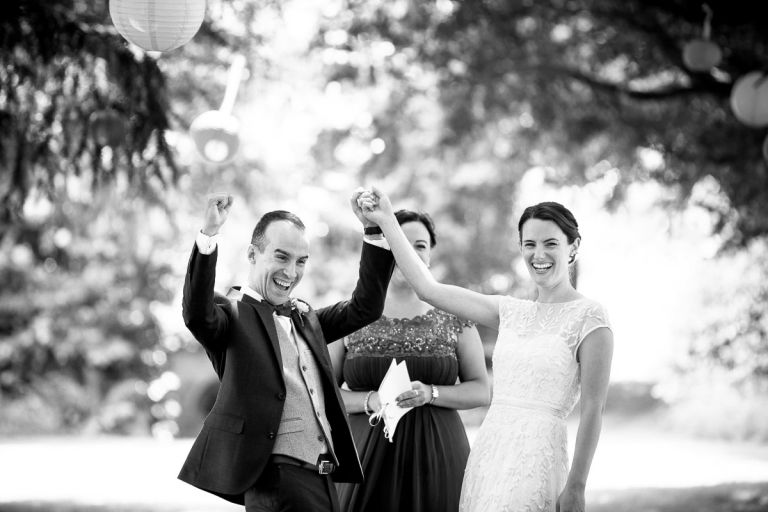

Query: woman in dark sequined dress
[329,209,490,512]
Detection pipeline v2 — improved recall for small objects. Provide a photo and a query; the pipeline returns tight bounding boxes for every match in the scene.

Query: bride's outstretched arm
[358,186,501,330]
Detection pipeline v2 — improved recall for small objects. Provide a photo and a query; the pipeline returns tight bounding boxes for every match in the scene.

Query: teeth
[274,278,292,288]
[532,263,552,269]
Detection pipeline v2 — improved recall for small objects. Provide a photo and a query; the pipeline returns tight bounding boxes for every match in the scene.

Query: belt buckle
[317,460,334,475]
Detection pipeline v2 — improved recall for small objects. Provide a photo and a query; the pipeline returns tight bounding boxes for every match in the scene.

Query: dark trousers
[245,462,340,512]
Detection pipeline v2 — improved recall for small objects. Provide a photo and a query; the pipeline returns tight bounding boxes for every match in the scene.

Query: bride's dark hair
[517,202,580,248]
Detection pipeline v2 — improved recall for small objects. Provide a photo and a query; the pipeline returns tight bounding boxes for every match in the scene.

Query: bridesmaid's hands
[396,380,432,408]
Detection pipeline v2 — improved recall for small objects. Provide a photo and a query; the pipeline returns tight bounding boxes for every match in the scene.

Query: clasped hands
[350,185,393,227]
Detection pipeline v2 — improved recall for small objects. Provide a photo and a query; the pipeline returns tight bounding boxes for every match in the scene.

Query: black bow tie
[268,301,293,317]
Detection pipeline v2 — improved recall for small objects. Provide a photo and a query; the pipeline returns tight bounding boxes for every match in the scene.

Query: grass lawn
[1,482,767,512]
[2,418,767,511]
[590,482,768,512]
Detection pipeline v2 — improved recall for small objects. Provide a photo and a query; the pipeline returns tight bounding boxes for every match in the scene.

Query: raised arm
[182,194,235,352]
[359,186,501,329]
[314,190,396,343]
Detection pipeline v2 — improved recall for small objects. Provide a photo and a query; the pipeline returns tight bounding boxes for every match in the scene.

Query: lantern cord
[219,55,247,115]
[702,4,713,40]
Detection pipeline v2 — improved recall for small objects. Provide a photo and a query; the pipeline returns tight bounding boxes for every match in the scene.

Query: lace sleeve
[574,302,611,353]
[498,296,525,329]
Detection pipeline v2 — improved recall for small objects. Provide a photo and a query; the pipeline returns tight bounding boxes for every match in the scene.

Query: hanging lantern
[89,109,127,147]
[109,0,207,52]
[190,110,241,164]
[682,4,722,72]
[683,40,722,72]
[190,56,246,164]
[730,71,768,128]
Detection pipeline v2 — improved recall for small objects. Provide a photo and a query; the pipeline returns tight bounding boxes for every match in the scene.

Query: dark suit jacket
[178,241,394,505]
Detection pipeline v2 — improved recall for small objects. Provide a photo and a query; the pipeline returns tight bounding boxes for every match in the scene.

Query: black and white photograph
[1,1,768,511]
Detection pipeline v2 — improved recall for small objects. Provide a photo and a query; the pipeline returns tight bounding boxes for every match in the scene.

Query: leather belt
[270,454,336,475]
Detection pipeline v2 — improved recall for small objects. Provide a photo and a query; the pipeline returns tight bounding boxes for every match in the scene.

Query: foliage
[313,0,768,248]
[685,239,768,388]
[0,0,277,229]
[0,186,181,434]
[647,237,768,441]
[1,0,175,227]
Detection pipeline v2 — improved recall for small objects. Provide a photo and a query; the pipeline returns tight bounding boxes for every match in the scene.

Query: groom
[179,192,394,511]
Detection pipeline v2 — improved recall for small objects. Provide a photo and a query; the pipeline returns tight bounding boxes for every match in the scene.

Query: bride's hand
[357,185,394,225]
[556,483,585,512]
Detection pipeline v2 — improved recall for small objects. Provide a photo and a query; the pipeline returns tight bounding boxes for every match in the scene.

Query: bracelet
[364,226,383,235]
[429,384,439,405]
[363,390,375,415]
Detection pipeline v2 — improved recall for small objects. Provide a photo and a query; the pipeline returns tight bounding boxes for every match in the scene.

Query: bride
[357,187,613,512]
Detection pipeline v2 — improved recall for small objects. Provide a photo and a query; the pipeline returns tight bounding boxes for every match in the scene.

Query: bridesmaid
[329,208,490,512]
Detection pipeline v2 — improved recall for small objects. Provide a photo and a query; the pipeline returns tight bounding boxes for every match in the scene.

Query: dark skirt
[337,404,470,512]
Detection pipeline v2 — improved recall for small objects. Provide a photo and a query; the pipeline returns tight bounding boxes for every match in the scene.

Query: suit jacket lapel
[292,309,333,378]
[233,288,283,369]
[231,287,331,379]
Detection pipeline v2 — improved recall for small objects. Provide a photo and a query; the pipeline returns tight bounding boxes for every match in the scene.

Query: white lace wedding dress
[459,296,610,512]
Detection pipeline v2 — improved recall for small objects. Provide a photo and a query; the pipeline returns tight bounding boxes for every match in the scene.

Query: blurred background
[2,0,768,510]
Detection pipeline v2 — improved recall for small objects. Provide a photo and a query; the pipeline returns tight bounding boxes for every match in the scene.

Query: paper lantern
[109,0,206,52]
[682,4,722,73]
[682,39,722,72]
[189,56,246,164]
[190,110,240,164]
[90,109,126,147]
[730,72,768,128]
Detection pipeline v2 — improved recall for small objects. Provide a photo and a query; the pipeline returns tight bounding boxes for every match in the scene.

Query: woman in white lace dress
[357,187,613,512]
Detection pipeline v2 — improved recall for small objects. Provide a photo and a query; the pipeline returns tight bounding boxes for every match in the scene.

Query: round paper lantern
[190,110,240,164]
[109,0,206,52]
[682,39,722,72]
[89,109,126,147]
[730,72,768,128]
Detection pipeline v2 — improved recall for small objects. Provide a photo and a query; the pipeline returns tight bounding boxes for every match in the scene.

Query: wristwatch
[364,226,383,235]
[429,385,439,405]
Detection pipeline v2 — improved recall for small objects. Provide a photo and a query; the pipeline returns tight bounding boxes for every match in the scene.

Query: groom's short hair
[251,210,305,251]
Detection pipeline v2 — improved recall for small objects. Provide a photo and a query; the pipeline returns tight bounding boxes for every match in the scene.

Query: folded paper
[369,358,413,442]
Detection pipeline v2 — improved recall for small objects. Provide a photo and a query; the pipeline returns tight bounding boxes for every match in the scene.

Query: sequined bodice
[343,308,471,390]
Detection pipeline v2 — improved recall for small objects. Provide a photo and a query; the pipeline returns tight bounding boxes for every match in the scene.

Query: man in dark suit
[179,192,394,511]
